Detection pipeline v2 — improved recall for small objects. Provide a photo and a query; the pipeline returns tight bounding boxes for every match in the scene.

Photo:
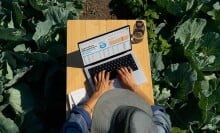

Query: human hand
[117,67,138,91]
[94,70,114,96]
[83,71,113,118]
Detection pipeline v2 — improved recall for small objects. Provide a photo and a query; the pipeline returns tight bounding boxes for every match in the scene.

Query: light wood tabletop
[66,20,154,109]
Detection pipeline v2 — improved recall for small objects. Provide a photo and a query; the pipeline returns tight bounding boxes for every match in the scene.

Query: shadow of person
[109,0,135,19]
[66,50,83,68]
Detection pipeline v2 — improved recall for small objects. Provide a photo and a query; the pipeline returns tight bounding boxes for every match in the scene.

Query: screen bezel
[78,25,132,67]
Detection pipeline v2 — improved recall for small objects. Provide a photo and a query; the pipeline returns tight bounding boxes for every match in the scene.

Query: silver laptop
[78,25,146,91]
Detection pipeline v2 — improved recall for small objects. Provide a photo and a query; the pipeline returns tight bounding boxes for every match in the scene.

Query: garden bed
[0,0,220,132]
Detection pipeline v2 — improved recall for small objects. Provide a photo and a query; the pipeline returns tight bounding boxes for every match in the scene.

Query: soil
[80,0,135,19]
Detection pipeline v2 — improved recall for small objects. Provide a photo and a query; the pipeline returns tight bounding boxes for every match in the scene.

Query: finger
[101,70,105,80]
[109,80,114,87]
[94,74,98,84]
[124,67,129,73]
[98,71,102,81]
[117,68,123,76]
[106,71,110,80]
[120,67,127,74]
[128,66,133,73]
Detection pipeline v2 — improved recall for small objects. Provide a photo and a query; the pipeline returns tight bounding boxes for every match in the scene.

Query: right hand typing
[116,67,138,91]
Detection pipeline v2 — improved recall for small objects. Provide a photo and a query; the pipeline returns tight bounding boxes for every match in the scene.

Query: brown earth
[80,0,134,19]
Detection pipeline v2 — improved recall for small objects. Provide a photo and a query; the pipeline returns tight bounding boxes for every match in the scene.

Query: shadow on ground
[109,0,136,19]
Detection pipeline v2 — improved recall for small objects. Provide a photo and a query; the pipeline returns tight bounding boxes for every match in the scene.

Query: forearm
[129,84,153,105]
[83,92,102,117]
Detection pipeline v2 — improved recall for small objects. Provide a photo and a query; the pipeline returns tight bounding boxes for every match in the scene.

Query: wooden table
[67,20,154,109]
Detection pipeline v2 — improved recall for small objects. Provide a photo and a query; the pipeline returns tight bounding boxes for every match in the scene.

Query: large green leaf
[45,6,70,25]
[13,44,27,52]
[175,18,220,71]
[174,18,206,49]
[0,103,8,112]
[193,80,210,97]
[194,78,220,129]
[164,63,197,100]
[29,0,49,11]
[150,52,165,71]
[0,112,19,133]
[191,32,220,71]
[5,83,34,114]
[207,2,220,20]
[65,0,84,15]
[12,2,24,29]
[0,51,32,89]
[32,20,53,43]
[169,95,203,130]
[150,52,165,81]
[0,27,26,41]
[1,51,17,69]
[196,79,220,105]
[199,94,219,112]
[0,81,3,94]
[172,127,187,133]
[201,115,220,130]
[6,62,13,80]
[0,95,3,103]
[153,85,171,106]
[207,2,220,33]
[156,0,195,16]
[32,6,73,43]
[5,87,23,114]
[4,66,32,88]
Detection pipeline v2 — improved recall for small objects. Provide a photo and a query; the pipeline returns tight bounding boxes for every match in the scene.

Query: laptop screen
[78,26,131,66]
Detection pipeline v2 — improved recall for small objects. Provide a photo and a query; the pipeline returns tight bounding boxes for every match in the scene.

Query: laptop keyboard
[88,54,138,81]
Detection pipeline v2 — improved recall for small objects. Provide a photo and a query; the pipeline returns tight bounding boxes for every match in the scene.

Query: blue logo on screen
[99,42,106,48]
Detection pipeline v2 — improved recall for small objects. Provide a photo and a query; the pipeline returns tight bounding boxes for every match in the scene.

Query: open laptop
[78,25,146,91]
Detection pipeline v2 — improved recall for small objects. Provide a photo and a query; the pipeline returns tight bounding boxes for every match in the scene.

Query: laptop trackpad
[133,70,147,85]
[112,70,146,89]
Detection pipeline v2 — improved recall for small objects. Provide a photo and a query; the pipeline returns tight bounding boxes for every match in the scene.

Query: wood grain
[67,20,154,107]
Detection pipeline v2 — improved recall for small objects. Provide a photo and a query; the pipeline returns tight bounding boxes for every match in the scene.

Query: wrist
[83,103,93,113]
[93,90,103,98]
[128,83,139,92]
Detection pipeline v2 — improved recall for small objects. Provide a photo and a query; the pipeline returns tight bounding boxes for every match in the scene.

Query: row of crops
[0,0,83,132]
[0,0,220,132]
[120,0,220,132]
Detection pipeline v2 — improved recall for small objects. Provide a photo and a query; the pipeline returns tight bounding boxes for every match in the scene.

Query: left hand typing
[94,70,114,96]
[83,70,114,117]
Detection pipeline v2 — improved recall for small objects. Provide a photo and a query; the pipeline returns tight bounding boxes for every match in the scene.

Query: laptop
[78,25,146,91]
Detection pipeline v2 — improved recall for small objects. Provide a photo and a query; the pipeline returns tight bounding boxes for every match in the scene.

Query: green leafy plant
[0,0,84,132]
[1,0,220,132]
[123,0,220,132]
[121,0,147,16]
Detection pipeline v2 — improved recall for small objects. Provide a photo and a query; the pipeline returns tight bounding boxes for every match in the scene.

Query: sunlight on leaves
[164,63,197,100]
[6,62,13,80]
[0,112,19,133]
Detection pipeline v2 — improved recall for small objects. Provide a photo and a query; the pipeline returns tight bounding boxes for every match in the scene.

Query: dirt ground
[80,0,116,19]
[80,0,134,19]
